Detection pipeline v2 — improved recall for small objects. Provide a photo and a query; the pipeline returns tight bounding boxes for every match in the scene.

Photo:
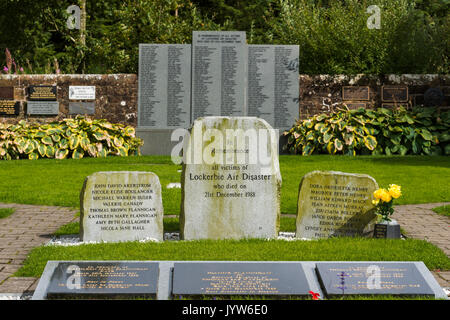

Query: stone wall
[0,74,137,126]
[299,74,450,120]
[1,74,448,126]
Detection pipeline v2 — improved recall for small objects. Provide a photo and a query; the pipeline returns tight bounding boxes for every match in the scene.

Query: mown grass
[0,208,15,219]
[15,238,450,278]
[0,155,448,215]
[432,205,450,217]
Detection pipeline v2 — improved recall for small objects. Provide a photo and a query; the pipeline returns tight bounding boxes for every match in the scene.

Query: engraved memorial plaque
[343,102,366,110]
[342,86,370,101]
[69,86,96,100]
[138,44,191,128]
[316,262,434,296]
[69,102,95,115]
[0,87,14,100]
[27,101,59,115]
[0,101,20,115]
[247,45,299,130]
[46,262,159,299]
[191,31,247,119]
[172,262,311,297]
[382,86,408,103]
[28,86,57,101]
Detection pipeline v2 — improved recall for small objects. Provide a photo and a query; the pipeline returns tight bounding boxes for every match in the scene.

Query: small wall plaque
[382,86,408,103]
[343,102,367,109]
[0,100,20,115]
[0,87,14,100]
[342,86,370,101]
[27,101,59,115]
[69,102,95,115]
[28,86,57,101]
[69,86,96,100]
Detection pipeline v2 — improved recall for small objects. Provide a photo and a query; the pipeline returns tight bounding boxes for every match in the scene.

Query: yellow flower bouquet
[372,184,402,222]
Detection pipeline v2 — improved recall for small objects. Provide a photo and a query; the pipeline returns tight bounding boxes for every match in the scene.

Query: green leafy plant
[0,116,143,160]
[283,106,449,156]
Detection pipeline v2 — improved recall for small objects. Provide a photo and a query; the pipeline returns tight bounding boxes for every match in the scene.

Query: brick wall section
[0,74,138,126]
[299,74,450,119]
[1,74,448,125]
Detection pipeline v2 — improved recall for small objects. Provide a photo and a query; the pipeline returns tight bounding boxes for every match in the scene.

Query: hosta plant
[0,116,143,160]
[283,106,449,156]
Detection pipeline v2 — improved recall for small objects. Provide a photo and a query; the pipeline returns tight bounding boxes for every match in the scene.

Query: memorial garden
[0,0,449,304]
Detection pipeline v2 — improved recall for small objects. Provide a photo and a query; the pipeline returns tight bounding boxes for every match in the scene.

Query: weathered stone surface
[296,171,378,239]
[180,116,281,240]
[80,171,163,242]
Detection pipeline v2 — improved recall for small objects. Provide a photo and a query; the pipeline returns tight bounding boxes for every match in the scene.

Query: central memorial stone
[80,171,164,242]
[180,117,281,240]
[296,171,378,239]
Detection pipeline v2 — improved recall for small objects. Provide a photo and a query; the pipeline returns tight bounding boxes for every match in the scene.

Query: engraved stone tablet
[296,171,378,239]
[69,86,96,100]
[382,86,408,102]
[342,86,370,101]
[69,102,95,115]
[316,262,435,297]
[80,171,164,242]
[181,117,281,240]
[0,87,14,100]
[46,261,159,299]
[0,101,20,115]
[247,45,299,130]
[172,262,311,296]
[191,31,247,119]
[27,101,59,115]
[28,86,57,101]
[138,44,191,128]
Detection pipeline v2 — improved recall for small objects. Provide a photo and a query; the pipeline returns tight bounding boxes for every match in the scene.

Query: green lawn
[0,208,15,219]
[433,205,450,217]
[15,238,450,278]
[0,155,448,215]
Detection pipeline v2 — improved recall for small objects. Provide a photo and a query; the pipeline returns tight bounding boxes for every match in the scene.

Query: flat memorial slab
[316,262,436,297]
[45,261,159,299]
[172,262,312,297]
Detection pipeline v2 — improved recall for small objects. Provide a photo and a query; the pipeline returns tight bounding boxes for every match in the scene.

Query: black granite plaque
[69,102,95,115]
[316,262,434,297]
[46,262,159,299]
[0,87,14,100]
[0,100,20,115]
[28,86,57,101]
[424,88,444,107]
[382,86,408,102]
[172,262,311,297]
[342,86,370,101]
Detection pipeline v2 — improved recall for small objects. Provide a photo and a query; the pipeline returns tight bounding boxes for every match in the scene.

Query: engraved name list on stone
[191,31,247,120]
[138,44,191,129]
[247,45,299,130]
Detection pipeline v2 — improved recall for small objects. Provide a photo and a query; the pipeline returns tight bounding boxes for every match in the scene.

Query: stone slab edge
[32,261,447,300]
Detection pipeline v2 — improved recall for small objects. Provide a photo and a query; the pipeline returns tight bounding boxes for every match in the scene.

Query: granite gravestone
[69,86,96,100]
[27,101,59,115]
[28,86,57,101]
[46,261,159,299]
[181,116,281,240]
[172,262,311,297]
[316,262,435,297]
[138,44,191,129]
[342,86,370,101]
[69,102,95,115]
[191,31,247,120]
[247,45,299,130]
[0,101,20,115]
[296,171,378,239]
[80,171,164,242]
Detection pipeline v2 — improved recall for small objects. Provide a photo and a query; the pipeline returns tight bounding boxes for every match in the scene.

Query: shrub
[0,116,143,160]
[283,106,450,156]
